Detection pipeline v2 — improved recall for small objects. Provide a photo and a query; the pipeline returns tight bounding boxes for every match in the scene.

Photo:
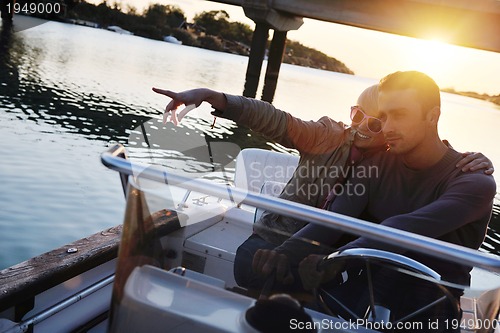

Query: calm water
[1,18,500,270]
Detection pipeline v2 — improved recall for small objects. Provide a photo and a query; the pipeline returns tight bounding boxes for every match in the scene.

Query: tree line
[9,1,499,102]
[61,1,354,74]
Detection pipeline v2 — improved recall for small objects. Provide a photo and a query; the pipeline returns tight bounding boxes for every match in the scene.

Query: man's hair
[379,71,440,114]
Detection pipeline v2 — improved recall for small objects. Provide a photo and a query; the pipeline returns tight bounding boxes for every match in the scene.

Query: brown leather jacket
[217,94,354,245]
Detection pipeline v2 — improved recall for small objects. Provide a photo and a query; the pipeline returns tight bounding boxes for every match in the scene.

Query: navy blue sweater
[277,148,496,286]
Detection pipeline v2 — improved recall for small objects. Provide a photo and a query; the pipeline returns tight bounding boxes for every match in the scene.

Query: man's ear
[426,106,440,124]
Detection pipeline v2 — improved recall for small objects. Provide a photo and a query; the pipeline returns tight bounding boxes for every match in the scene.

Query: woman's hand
[457,152,494,175]
[152,87,226,125]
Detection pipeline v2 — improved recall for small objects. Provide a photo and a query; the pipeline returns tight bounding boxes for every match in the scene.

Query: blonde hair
[357,84,379,114]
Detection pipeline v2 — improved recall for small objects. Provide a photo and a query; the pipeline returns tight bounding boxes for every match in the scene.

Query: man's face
[378,89,429,154]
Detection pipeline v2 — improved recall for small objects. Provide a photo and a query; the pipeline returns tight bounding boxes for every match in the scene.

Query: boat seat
[181,149,299,287]
[234,148,299,222]
[254,180,287,223]
[233,148,299,193]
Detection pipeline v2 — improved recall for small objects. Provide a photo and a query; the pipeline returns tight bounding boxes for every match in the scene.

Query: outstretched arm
[153,87,348,153]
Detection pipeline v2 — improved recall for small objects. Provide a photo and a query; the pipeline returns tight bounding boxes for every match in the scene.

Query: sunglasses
[350,106,383,134]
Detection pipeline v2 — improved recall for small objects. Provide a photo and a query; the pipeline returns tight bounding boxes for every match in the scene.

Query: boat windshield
[102,120,500,333]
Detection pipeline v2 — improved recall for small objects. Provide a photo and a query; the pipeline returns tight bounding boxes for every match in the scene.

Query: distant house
[179,21,206,37]
[222,39,250,56]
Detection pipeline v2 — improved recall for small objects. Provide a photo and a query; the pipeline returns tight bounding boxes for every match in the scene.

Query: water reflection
[0,21,277,184]
[1,66,143,143]
[0,20,19,93]
[0,26,274,150]
[484,204,500,256]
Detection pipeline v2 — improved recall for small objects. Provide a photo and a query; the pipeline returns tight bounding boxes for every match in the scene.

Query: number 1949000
[6,2,62,15]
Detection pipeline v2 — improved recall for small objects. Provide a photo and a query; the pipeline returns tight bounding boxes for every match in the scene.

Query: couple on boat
[153,70,496,332]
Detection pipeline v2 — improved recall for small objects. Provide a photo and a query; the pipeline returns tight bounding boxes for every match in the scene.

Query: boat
[1,141,500,333]
[163,35,182,45]
[106,26,133,35]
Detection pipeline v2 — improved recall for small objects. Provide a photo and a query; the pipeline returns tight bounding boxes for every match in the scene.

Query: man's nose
[381,118,393,134]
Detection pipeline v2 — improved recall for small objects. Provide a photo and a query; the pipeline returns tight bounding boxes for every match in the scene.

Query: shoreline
[441,88,500,106]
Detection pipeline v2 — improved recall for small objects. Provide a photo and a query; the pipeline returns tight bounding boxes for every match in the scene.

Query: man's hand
[252,249,294,285]
[457,152,494,175]
[298,254,325,291]
[299,253,344,291]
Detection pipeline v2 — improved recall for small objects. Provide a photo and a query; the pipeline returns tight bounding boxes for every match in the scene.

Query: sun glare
[405,38,466,78]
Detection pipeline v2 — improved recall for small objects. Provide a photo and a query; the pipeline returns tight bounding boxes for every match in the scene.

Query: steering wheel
[314,248,461,328]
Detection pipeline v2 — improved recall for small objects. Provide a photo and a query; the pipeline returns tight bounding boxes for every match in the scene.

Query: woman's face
[350,105,386,150]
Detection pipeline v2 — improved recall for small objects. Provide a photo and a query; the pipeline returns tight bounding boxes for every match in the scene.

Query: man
[264,71,496,331]
[288,71,496,281]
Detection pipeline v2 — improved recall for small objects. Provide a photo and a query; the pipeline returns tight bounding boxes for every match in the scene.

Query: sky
[98,0,500,95]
